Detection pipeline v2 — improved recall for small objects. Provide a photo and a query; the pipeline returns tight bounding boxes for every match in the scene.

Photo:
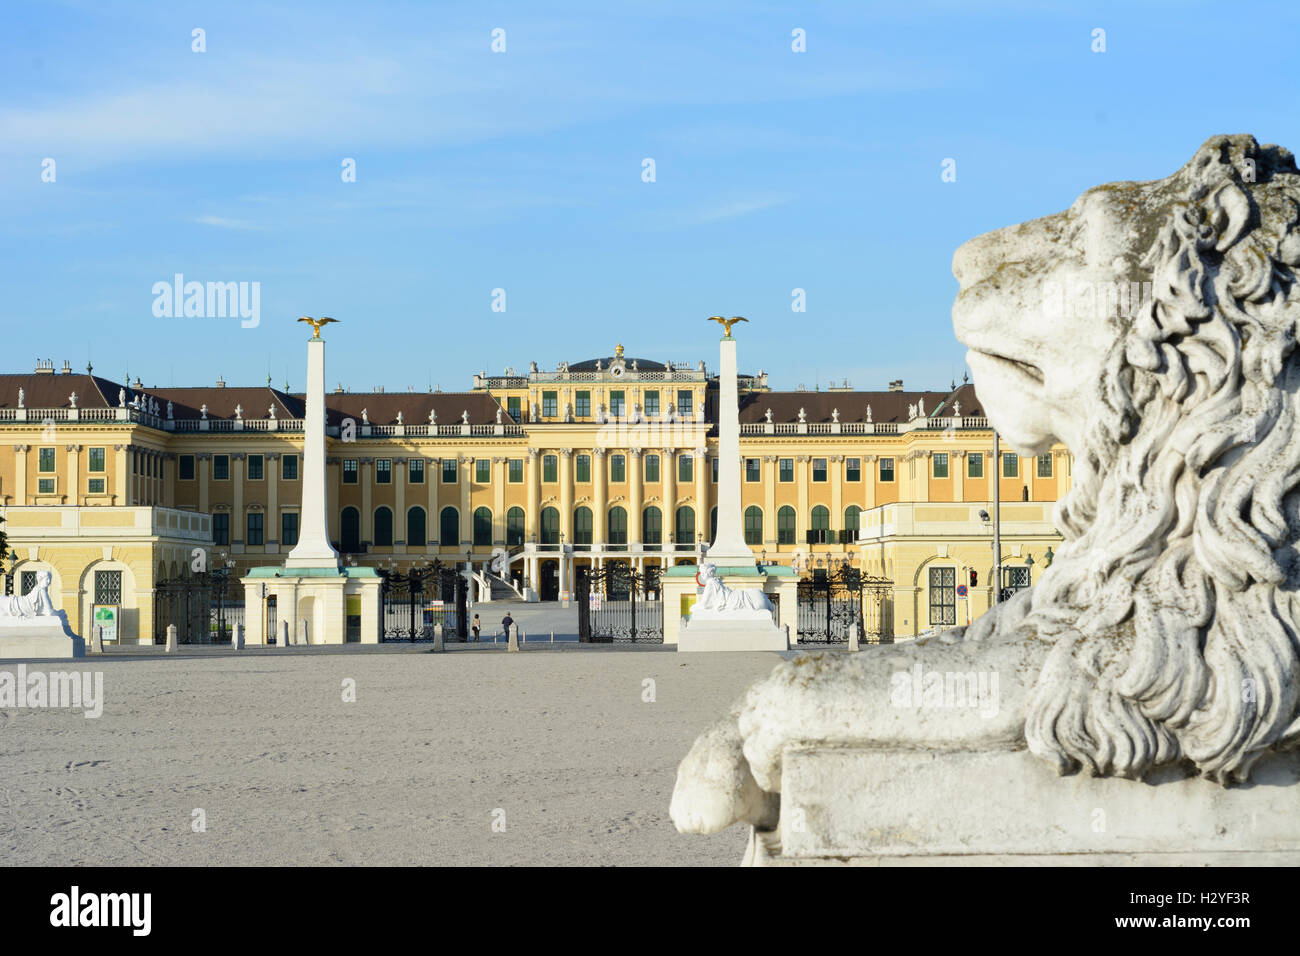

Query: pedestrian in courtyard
[501,612,515,640]
[472,613,481,642]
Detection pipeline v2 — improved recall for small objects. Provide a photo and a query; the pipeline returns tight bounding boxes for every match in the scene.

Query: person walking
[471,613,481,642]
[501,612,515,641]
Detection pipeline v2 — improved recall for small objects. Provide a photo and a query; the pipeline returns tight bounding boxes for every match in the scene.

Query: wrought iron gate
[379,563,467,642]
[577,564,663,643]
[796,566,892,644]
[152,570,243,644]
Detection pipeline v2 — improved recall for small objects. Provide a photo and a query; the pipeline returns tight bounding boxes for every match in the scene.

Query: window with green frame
[38,447,56,472]
[644,391,659,416]
[610,391,625,417]
[610,454,626,482]
[1037,454,1053,478]
[644,454,659,482]
[507,396,521,421]
[677,454,692,483]
[543,455,557,483]
[475,459,490,483]
[508,458,523,483]
[542,391,557,417]
[575,391,591,417]
[1002,453,1018,478]
[777,505,796,544]
[744,506,763,545]
[933,453,949,479]
[87,447,105,473]
[576,454,591,483]
[967,452,984,478]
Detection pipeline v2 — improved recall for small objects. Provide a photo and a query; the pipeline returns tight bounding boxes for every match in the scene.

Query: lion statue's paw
[670,711,778,834]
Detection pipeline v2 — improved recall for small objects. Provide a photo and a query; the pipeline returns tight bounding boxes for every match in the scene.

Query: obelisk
[705,318,756,564]
[285,319,341,569]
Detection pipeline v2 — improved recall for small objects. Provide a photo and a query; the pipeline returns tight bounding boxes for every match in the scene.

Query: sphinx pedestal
[0,613,85,659]
[746,747,1300,865]
[662,565,796,651]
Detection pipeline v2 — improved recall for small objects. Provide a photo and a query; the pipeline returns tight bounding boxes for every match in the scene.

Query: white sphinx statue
[692,563,773,618]
[0,569,85,658]
[671,134,1300,863]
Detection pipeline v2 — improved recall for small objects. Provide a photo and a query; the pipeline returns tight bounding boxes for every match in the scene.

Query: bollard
[849,621,860,652]
[521,630,526,644]
[784,623,791,649]
[165,624,178,653]
[550,630,554,644]
[232,623,244,650]
[508,624,520,653]
[433,623,444,652]
[90,625,104,654]
[298,618,309,647]
[280,620,291,647]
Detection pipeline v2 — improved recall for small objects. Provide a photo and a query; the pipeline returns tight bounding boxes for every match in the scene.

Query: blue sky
[2,0,1297,394]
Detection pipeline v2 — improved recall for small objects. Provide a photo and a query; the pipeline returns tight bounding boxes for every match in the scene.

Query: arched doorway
[340,507,361,554]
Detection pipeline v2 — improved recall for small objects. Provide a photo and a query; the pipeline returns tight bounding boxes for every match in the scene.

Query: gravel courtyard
[0,644,787,866]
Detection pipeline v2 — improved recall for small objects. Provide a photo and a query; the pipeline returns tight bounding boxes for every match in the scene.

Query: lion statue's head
[953,134,1300,784]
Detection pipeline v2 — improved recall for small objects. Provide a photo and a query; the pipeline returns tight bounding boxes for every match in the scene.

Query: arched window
[373,506,393,548]
[541,506,560,545]
[608,506,628,545]
[407,506,426,549]
[710,507,718,543]
[439,506,459,547]
[675,506,695,548]
[473,506,493,546]
[778,505,796,544]
[340,507,360,553]
[506,507,525,547]
[843,505,861,543]
[811,505,830,543]
[642,506,662,545]
[573,506,593,545]
[744,506,763,545]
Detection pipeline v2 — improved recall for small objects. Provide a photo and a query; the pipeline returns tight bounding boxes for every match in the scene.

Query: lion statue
[670,134,1300,837]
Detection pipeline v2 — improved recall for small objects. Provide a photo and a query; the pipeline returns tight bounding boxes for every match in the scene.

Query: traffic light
[969,569,978,587]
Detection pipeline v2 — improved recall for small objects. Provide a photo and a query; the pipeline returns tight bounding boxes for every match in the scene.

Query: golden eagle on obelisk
[297,316,339,339]
[707,315,748,337]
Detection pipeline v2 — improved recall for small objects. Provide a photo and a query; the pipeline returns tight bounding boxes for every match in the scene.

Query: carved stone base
[0,613,86,660]
[748,747,1300,866]
[677,618,788,653]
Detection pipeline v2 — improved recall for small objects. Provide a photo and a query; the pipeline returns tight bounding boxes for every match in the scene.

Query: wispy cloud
[194,215,260,230]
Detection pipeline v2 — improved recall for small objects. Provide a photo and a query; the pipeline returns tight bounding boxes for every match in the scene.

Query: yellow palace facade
[0,348,1068,643]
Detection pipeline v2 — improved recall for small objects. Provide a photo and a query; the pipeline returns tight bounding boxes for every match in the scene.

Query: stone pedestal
[663,565,797,651]
[0,613,85,659]
[748,747,1300,865]
[240,567,382,646]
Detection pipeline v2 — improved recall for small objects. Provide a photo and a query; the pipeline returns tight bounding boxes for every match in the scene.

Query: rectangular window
[213,513,230,545]
[38,447,55,472]
[846,458,861,482]
[575,391,591,417]
[213,455,230,481]
[933,453,949,479]
[375,459,391,484]
[812,458,827,482]
[281,512,299,547]
[442,459,458,483]
[967,452,984,478]
[880,458,895,482]
[507,397,521,421]
[94,570,123,605]
[475,459,490,483]
[282,455,298,480]
[508,459,523,483]
[1037,454,1053,478]
[38,477,55,494]
[343,459,358,484]
[644,454,660,483]
[1002,566,1031,596]
[408,459,424,484]
[779,458,794,482]
[179,455,195,480]
[87,447,105,473]
[610,455,626,483]
[247,454,264,481]
[745,458,760,483]
[247,512,264,546]
[928,567,956,626]
[678,454,693,483]
[576,454,591,483]
[543,455,558,483]
[644,391,659,416]
[87,477,105,494]
[610,391,625,417]
[677,390,693,417]
[712,457,718,483]
[1003,453,1019,478]
[542,391,558,417]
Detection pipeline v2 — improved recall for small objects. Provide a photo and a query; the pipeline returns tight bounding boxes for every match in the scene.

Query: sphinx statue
[670,134,1300,863]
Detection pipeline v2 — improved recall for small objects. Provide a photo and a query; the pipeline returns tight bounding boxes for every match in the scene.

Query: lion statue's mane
[1013,134,1300,784]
